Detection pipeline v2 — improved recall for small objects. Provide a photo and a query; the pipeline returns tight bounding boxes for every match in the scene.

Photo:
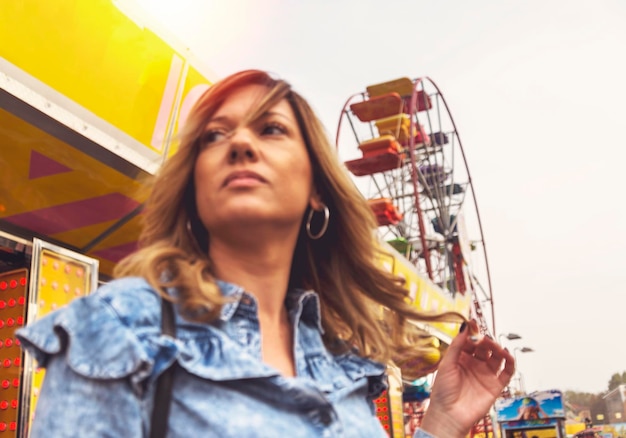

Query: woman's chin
[206,200,305,228]
[206,210,301,234]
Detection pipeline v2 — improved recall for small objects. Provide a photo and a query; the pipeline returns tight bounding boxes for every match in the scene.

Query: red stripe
[3,193,141,235]
[91,241,138,263]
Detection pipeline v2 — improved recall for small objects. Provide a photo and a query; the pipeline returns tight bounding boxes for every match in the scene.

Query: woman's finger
[486,350,505,374]
[498,349,516,381]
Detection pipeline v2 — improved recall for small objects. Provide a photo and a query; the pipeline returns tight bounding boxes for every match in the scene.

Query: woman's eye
[200,129,228,145]
[261,122,287,136]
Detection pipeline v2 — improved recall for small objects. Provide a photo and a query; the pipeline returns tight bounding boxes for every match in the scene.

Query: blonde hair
[115,70,463,379]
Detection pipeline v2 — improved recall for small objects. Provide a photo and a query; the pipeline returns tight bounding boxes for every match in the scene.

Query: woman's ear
[309,188,324,211]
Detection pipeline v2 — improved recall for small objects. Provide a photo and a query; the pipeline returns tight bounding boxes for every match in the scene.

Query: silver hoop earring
[306,204,330,240]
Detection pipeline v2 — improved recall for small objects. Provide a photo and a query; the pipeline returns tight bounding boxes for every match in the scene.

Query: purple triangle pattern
[29,150,72,179]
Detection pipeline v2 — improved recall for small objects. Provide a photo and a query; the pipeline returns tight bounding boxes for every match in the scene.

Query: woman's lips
[222,170,267,187]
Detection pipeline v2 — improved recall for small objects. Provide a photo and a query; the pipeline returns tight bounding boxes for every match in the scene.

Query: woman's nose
[227,129,258,163]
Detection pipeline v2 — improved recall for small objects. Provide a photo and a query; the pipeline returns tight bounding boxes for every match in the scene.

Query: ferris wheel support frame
[411,77,496,335]
[406,78,434,280]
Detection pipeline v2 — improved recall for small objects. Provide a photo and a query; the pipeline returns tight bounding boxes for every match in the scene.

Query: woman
[17,70,514,437]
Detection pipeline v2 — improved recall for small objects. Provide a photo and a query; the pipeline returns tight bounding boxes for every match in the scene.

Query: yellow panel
[27,248,97,427]
[378,243,471,340]
[36,250,93,315]
[0,0,214,152]
[0,109,146,218]
[2,0,170,150]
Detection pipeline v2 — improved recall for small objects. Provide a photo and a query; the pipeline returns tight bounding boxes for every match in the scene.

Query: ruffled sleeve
[16,277,178,391]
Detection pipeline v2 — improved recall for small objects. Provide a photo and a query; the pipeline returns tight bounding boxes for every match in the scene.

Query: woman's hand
[420,320,515,438]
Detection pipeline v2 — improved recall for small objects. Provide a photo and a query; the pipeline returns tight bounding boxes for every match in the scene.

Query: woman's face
[193,84,318,237]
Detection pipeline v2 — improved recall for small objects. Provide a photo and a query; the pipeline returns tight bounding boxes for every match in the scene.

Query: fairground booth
[495,390,567,438]
[0,1,214,435]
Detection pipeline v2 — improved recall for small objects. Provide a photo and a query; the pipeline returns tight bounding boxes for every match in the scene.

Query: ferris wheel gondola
[336,76,495,336]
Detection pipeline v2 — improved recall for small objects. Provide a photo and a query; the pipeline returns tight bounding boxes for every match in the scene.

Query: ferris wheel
[335,76,495,335]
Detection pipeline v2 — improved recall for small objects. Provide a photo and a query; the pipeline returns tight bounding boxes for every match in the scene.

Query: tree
[608,371,626,391]
[565,391,596,409]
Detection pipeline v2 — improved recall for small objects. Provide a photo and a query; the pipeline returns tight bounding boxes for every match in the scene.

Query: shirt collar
[215,280,324,334]
[285,287,324,334]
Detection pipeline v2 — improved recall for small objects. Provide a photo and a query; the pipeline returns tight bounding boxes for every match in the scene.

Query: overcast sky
[134,0,626,394]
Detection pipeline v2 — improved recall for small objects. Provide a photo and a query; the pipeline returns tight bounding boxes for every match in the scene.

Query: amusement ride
[336,76,495,337]
[335,76,497,437]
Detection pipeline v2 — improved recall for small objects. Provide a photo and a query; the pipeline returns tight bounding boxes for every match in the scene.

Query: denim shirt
[16,277,400,438]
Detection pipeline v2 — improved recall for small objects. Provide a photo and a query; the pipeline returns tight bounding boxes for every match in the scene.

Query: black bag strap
[149,298,176,438]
